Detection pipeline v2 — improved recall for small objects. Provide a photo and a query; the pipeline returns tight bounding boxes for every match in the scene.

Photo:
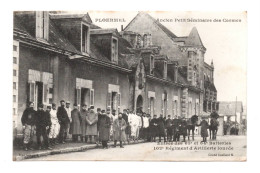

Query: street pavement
[27,135,246,161]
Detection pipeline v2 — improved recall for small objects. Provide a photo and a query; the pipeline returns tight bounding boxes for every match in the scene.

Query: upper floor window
[36,11,49,40]
[81,24,89,53]
[13,57,17,64]
[150,56,154,75]
[111,37,118,64]
[143,34,147,47]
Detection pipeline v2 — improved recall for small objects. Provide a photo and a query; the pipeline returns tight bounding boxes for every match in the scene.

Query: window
[13,82,16,90]
[13,45,17,52]
[13,57,17,64]
[143,34,147,47]
[36,11,49,40]
[13,108,16,115]
[81,24,89,53]
[13,70,17,76]
[49,87,53,94]
[13,95,16,102]
[150,56,154,75]
[111,38,118,64]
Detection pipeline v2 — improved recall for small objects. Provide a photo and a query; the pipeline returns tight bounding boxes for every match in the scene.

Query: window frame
[81,22,90,54]
[111,36,118,64]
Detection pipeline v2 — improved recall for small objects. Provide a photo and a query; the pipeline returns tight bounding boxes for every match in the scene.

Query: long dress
[86,110,98,135]
[70,109,82,135]
[99,114,111,141]
[80,109,88,136]
[113,118,127,141]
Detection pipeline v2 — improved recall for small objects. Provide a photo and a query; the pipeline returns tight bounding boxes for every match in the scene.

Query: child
[197,116,209,142]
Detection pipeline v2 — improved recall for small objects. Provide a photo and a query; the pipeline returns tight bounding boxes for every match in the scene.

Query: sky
[79,11,247,104]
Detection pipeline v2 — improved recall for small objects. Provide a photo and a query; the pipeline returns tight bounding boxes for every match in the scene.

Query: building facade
[13,11,218,136]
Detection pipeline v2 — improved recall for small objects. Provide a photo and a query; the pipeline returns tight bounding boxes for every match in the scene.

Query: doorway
[35,81,43,109]
[81,88,90,108]
[136,95,143,113]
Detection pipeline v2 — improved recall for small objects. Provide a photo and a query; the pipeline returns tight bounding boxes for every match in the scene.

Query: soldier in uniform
[21,101,36,150]
[57,100,70,144]
[165,115,173,142]
[158,114,166,142]
[150,115,158,142]
[35,104,52,150]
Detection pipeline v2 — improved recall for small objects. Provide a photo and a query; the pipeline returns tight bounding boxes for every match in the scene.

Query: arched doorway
[136,95,143,113]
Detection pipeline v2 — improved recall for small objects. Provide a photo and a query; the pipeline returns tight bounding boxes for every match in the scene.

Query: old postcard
[13,11,247,161]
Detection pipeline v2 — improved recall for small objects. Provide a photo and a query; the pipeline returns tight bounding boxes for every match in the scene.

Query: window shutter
[107,92,112,110]
[117,93,121,113]
[148,97,151,114]
[90,89,94,106]
[75,88,81,108]
[28,82,35,102]
[36,11,43,38]
[43,12,49,40]
[43,84,48,104]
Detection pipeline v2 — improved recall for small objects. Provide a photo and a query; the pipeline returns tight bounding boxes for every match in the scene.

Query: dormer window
[163,61,167,79]
[150,56,154,75]
[36,11,49,40]
[111,37,118,64]
[81,23,89,53]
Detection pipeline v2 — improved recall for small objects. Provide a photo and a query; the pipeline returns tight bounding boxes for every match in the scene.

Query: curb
[14,140,145,161]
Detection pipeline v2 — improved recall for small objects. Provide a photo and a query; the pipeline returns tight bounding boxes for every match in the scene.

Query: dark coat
[86,110,98,135]
[80,109,88,136]
[99,114,111,141]
[150,118,158,137]
[21,107,36,126]
[70,109,82,135]
[199,120,209,137]
[180,120,188,136]
[57,106,70,125]
[113,118,127,141]
[97,112,102,131]
[35,110,51,128]
[157,117,166,136]
[165,119,172,129]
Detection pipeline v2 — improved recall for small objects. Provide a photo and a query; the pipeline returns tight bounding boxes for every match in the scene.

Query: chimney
[121,25,124,31]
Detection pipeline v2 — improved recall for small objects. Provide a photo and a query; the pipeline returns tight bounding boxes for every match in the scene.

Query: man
[158,114,166,142]
[143,113,150,141]
[35,104,52,150]
[86,106,98,144]
[166,115,173,142]
[136,113,143,140]
[128,111,139,142]
[122,109,130,144]
[21,101,36,150]
[57,100,70,144]
[150,115,158,142]
[113,113,127,148]
[65,101,72,140]
[70,104,82,142]
[49,103,60,146]
[80,104,88,142]
[146,114,152,142]
[96,108,102,143]
[99,110,110,149]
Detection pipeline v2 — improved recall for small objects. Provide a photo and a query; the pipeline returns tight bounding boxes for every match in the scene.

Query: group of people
[21,100,210,151]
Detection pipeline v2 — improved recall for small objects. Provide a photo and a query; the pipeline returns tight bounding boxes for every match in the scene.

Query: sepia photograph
[12,11,247,161]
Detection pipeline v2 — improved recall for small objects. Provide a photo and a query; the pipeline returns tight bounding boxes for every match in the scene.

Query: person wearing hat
[99,110,111,149]
[70,103,82,142]
[65,101,72,140]
[197,116,209,143]
[96,108,102,144]
[57,100,70,144]
[80,103,88,142]
[122,109,130,144]
[35,104,52,150]
[49,103,60,145]
[86,106,98,144]
[113,112,127,148]
[158,114,166,142]
[166,115,173,142]
[150,115,158,142]
[21,101,36,151]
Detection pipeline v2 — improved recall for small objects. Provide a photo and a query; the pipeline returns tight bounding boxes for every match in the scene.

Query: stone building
[13,11,218,137]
